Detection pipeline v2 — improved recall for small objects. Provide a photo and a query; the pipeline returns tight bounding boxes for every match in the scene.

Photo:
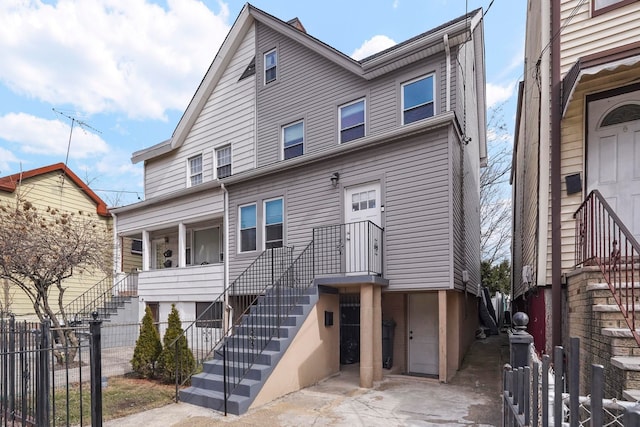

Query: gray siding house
[114,4,486,414]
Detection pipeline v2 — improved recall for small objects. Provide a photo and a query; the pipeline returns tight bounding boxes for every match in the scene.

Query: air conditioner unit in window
[522,265,533,285]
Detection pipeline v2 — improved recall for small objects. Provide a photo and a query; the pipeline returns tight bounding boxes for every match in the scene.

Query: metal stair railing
[574,189,640,346]
[170,246,295,390]
[215,240,315,414]
[59,272,137,324]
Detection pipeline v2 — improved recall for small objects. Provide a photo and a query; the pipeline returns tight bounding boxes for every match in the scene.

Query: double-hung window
[339,99,365,143]
[188,154,203,187]
[264,198,283,249]
[239,204,257,252]
[283,121,304,160]
[593,0,635,15]
[215,145,231,179]
[264,49,277,84]
[402,75,434,124]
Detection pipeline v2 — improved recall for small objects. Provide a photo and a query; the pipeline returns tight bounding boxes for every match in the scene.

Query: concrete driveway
[105,333,508,426]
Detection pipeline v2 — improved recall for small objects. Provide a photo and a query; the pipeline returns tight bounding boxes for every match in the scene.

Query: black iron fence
[504,314,640,426]
[1,315,103,427]
[313,221,383,276]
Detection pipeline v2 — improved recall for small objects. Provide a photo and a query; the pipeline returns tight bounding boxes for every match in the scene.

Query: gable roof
[133,3,485,164]
[0,163,110,217]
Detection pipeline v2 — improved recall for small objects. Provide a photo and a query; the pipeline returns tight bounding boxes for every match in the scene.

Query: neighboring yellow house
[0,163,115,318]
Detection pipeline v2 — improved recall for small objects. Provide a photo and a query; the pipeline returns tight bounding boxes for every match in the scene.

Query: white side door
[588,91,640,243]
[344,182,382,274]
[408,293,439,375]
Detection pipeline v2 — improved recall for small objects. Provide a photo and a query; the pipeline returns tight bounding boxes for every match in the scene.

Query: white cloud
[393,0,400,9]
[0,0,231,120]
[486,81,516,109]
[0,147,19,175]
[351,35,396,61]
[0,113,109,158]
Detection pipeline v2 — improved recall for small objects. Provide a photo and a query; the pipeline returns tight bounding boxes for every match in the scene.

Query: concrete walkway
[105,333,509,427]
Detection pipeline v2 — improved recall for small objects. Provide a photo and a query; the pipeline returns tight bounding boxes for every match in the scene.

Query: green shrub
[131,306,162,378]
[158,304,195,383]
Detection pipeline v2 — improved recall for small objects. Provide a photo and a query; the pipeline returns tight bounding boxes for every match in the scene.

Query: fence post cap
[512,312,529,332]
[91,311,99,320]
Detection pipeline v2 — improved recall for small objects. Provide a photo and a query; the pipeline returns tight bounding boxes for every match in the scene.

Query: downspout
[111,212,120,280]
[444,33,451,112]
[551,0,562,348]
[221,183,231,330]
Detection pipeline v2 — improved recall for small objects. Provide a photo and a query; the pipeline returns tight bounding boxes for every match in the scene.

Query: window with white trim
[239,204,257,252]
[339,99,365,143]
[215,145,231,179]
[264,49,277,84]
[188,154,203,187]
[402,74,435,124]
[195,301,223,328]
[264,198,283,249]
[283,121,304,160]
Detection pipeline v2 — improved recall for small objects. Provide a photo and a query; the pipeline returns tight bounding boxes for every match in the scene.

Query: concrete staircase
[586,281,640,400]
[179,285,319,415]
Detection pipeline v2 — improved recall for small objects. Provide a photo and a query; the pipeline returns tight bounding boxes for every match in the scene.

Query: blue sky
[0,0,525,206]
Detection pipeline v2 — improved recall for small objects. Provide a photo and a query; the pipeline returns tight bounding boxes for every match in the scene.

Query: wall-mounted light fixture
[330,172,340,188]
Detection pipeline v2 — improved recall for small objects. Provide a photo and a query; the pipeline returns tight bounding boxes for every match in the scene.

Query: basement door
[344,182,382,274]
[408,293,439,376]
[587,90,640,242]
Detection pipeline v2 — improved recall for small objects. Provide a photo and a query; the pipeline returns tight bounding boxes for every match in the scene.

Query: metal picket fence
[0,314,104,427]
[504,329,640,426]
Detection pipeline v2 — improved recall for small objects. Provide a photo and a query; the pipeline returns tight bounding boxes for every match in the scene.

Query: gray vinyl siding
[227,128,454,291]
[116,188,224,234]
[254,22,448,168]
[144,25,256,199]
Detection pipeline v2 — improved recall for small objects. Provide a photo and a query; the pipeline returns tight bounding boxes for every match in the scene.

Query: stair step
[191,372,262,397]
[623,389,640,402]
[587,283,640,292]
[179,387,247,415]
[612,356,640,371]
[593,304,640,313]
[602,328,640,338]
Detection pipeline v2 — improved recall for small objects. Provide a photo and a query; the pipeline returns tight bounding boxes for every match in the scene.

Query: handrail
[574,189,640,346]
[170,246,294,388]
[216,240,315,407]
[59,272,137,324]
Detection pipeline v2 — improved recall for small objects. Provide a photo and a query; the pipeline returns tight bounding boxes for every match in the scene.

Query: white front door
[588,91,640,242]
[344,182,382,274]
[408,293,439,375]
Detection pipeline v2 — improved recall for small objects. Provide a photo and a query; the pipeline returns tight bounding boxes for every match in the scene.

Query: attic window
[264,49,277,84]
[239,56,256,81]
[600,104,640,127]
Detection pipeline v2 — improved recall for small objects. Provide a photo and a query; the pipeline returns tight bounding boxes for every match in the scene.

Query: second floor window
[265,49,277,84]
[283,121,304,160]
[188,154,203,187]
[339,99,365,143]
[264,198,283,249]
[216,145,231,179]
[402,74,434,125]
[239,204,257,252]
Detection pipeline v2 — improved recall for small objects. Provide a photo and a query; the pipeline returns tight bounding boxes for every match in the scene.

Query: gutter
[551,0,562,348]
[222,111,456,185]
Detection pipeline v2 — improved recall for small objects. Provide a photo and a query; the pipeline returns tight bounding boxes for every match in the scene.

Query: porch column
[373,285,382,381]
[438,290,447,382]
[178,223,186,268]
[360,283,374,388]
[142,230,150,271]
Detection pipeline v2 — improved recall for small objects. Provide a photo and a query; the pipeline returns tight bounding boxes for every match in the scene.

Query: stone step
[612,356,640,390]
[602,328,640,357]
[623,389,640,402]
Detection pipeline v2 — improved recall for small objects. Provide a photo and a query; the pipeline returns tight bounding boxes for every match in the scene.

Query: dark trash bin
[382,319,396,369]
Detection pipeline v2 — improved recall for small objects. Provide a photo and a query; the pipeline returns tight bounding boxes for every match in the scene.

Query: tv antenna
[52,108,102,190]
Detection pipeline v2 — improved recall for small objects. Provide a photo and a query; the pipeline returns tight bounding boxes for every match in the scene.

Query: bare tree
[481,103,513,265]
[0,198,111,362]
